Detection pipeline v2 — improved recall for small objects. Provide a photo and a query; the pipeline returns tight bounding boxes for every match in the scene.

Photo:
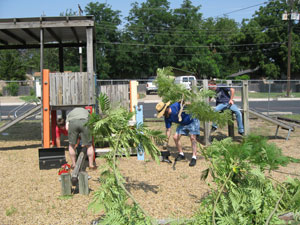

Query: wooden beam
[22,28,39,42]
[0,29,26,45]
[0,42,85,49]
[46,28,61,43]
[0,20,94,29]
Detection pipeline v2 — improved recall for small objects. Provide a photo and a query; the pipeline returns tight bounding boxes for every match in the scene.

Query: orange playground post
[42,69,50,148]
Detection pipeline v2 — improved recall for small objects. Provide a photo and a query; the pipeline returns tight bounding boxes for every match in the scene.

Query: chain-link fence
[1,79,300,121]
[0,80,35,97]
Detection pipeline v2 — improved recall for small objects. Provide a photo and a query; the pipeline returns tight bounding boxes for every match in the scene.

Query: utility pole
[282,0,298,97]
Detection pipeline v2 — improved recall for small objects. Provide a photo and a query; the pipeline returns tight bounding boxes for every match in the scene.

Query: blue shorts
[176,119,200,136]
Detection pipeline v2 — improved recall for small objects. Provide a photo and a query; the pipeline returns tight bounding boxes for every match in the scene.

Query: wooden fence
[99,84,129,109]
[49,72,95,106]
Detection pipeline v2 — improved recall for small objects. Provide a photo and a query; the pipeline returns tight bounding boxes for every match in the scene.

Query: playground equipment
[202,80,294,143]
[249,109,294,140]
[0,104,41,133]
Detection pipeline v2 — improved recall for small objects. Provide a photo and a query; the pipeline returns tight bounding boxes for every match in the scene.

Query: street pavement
[1,95,300,119]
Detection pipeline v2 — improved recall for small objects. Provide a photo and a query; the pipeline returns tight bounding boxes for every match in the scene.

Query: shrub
[7,82,19,96]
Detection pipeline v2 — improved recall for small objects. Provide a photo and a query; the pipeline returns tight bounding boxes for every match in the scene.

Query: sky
[0,0,267,23]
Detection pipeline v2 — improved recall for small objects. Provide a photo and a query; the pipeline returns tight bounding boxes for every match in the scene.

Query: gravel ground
[0,119,299,224]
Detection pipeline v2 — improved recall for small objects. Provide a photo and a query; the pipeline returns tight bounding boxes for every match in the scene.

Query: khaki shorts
[68,119,92,145]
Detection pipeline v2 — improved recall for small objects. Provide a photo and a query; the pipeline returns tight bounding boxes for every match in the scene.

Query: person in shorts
[66,107,96,170]
[156,101,200,167]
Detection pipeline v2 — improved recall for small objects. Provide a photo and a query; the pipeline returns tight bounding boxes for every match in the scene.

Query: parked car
[174,75,197,90]
[146,76,158,94]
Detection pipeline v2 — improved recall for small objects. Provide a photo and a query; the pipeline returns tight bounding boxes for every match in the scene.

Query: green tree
[235,0,300,79]
[85,2,122,79]
[125,0,173,77]
[0,50,27,80]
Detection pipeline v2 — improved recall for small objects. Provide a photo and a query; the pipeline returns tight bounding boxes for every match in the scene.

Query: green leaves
[89,93,164,224]
[191,134,300,225]
[155,67,232,125]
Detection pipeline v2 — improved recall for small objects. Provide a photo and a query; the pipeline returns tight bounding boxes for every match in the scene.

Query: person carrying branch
[155,101,200,167]
[208,80,244,135]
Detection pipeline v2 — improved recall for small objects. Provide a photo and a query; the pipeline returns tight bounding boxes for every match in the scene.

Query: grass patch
[138,92,146,99]
[6,206,17,216]
[280,114,300,121]
[0,120,41,141]
[235,92,300,98]
[58,195,73,200]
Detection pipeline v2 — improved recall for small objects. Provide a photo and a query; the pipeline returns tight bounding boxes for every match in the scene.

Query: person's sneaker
[189,158,197,167]
[175,154,185,161]
[162,156,172,164]
[210,127,217,133]
[238,131,244,136]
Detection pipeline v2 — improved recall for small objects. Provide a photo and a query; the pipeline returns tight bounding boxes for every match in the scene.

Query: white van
[174,76,197,90]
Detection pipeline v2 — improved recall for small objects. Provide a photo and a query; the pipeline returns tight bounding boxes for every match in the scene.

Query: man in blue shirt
[156,101,200,167]
[208,80,244,135]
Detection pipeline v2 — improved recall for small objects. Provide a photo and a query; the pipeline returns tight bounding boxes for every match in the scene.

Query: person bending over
[156,101,200,167]
[66,107,97,170]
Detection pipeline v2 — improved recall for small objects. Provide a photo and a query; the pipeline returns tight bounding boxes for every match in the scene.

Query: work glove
[163,142,168,150]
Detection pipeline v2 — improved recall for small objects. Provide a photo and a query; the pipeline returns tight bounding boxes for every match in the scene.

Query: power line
[97,21,285,33]
[103,46,281,56]
[97,26,286,39]
[215,1,269,17]
[97,41,285,48]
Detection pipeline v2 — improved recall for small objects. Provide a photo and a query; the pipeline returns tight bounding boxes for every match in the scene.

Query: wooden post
[51,110,57,146]
[203,79,210,145]
[130,81,138,122]
[79,172,89,195]
[242,81,250,135]
[136,105,144,161]
[228,112,234,138]
[86,27,94,106]
[43,69,50,148]
[226,80,234,137]
[86,27,94,75]
[71,151,87,186]
[40,28,44,147]
[60,173,72,196]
